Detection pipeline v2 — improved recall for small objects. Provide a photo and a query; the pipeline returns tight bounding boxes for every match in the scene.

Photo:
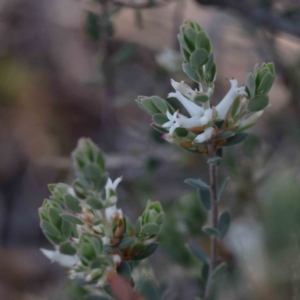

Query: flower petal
[194,127,214,143]
[169,91,203,117]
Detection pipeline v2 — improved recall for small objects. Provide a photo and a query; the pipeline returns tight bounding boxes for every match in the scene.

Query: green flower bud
[177,21,216,84]
[141,201,164,226]
[72,139,108,192]
[78,233,103,265]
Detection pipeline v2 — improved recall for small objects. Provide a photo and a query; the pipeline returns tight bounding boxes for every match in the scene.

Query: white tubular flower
[162,110,180,134]
[41,247,79,268]
[194,127,214,143]
[105,177,122,199]
[216,79,246,120]
[168,91,203,117]
[170,79,197,100]
[238,111,264,128]
[104,205,123,226]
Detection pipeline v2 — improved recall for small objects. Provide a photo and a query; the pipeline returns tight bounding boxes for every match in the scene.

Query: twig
[204,143,219,300]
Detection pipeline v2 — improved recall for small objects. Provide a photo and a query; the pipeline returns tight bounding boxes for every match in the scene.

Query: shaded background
[0,0,300,299]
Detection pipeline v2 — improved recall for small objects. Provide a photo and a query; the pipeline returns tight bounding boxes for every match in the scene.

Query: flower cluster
[136,21,275,155]
[39,138,164,287]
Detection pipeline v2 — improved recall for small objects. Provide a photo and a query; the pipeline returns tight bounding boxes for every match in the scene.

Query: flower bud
[141,200,164,226]
[71,139,108,193]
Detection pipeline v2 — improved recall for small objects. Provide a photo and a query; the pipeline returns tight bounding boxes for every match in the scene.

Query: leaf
[202,226,219,236]
[218,211,231,238]
[194,94,209,103]
[64,194,82,213]
[231,97,240,118]
[60,241,77,255]
[207,157,221,165]
[211,262,227,280]
[48,207,61,227]
[206,64,217,83]
[117,261,132,281]
[133,243,159,260]
[41,221,61,237]
[134,276,161,300]
[215,131,235,140]
[256,72,274,95]
[255,67,269,87]
[186,244,208,263]
[223,133,249,147]
[218,177,230,199]
[195,31,211,52]
[266,62,275,75]
[82,164,103,181]
[87,198,104,210]
[61,219,73,239]
[183,28,196,52]
[190,49,209,70]
[60,214,84,225]
[182,63,200,82]
[151,96,168,114]
[141,97,161,114]
[174,127,188,137]
[142,223,161,236]
[248,95,269,112]
[152,113,168,126]
[205,53,214,75]
[198,189,211,210]
[118,237,135,249]
[246,73,256,98]
[184,178,210,190]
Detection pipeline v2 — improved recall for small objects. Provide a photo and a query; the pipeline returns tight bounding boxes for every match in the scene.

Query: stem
[204,143,219,300]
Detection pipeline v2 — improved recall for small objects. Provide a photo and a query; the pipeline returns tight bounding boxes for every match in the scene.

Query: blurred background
[0,0,300,299]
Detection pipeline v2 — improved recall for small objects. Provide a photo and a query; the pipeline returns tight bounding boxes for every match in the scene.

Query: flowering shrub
[39,20,275,300]
[136,20,275,299]
[39,139,164,298]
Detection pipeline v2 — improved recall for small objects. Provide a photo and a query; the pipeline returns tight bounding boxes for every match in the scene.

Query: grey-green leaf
[64,194,82,213]
[223,133,249,147]
[60,241,77,255]
[118,237,134,249]
[134,276,161,300]
[87,198,104,210]
[248,95,269,112]
[182,63,200,82]
[152,113,169,126]
[246,73,256,98]
[142,223,160,236]
[184,178,210,190]
[190,48,209,70]
[117,261,132,281]
[186,244,208,263]
[218,177,230,199]
[60,214,84,225]
[211,262,227,280]
[198,189,211,210]
[218,211,231,238]
[207,157,221,165]
[256,72,274,95]
[215,131,235,140]
[133,243,159,260]
[202,226,219,236]
[195,31,211,52]
[41,221,61,237]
